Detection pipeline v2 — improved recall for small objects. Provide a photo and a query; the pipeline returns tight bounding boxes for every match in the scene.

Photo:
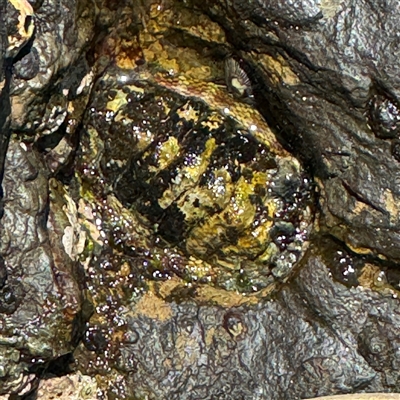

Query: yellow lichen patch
[382,188,399,224]
[181,13,226,43]
[7,0,35,57]
[175,102,200,123]
[140,34,171,64]
[106,90,128,113]
[178,192,209,221]
[67,101,75,114]
[186,256,215,280]
[127,84,145,94]
[346,242,373,255]
[321,0,342,18]
[120,262,131,278]
[192,206,255,249]
[225,176,258,228]
[257,242,280,263]
[173,48,218,78]
[187,217,257,260]
[141,35,217,79]
[179,168,233,221]
[186,66,213,81]
[139,29,160,51]
[157,276,185,299]
[132,290,172,321]
[148,3,164,20]
[145,51,180,74]
[158,137,217,209]
[255,52,299,86]
[236,217,274,253]
[185,172,279,261]
[148,3,175,30]
[114,37,142,69]
[352,199,372,215]
[147,1,225,43]
[219,218,275,262]
[115,55,136,70]
[201,110,225,130]
[358,263,396,292]
[156,136,181,170]
[138,1,225,88]
[195,286,259,307]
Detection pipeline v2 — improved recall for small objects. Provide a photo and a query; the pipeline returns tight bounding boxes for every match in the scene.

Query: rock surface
[0,0,400,399]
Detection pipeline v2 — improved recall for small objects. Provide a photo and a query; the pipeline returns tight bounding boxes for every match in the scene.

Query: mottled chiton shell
[78,65,314,300]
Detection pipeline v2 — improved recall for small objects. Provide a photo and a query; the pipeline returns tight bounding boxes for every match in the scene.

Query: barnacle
[224,58,254,99]
[369,94,400,139]
[223,311,247,340]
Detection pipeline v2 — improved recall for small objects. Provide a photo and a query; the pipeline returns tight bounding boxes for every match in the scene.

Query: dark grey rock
[1,0,400,399]
[113,246,400,399]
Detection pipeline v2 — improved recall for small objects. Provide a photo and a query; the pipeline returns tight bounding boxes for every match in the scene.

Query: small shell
[223,311,247,340]
[391,140,400,162]
[369,95,400,139]
[224,58,253,98]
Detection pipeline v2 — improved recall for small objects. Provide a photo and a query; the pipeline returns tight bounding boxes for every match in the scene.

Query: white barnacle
[224,58,253,98]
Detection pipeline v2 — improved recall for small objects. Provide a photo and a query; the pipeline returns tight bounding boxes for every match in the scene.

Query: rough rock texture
[92,241,400,399]
[0,139,81,395]
[312,396,400,400]
[35,372,98,399]
[0,0,10,203]
[0,0,400,399]
[0,0,91,395]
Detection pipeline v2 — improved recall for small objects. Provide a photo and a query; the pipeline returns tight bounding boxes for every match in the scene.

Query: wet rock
[35,371,97,400]
[13,45,40,80]
[0,139,81,395]
[9,0,97,137]
[1,0,400,398]
[73,240,400,399]
[0,255,7,288]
